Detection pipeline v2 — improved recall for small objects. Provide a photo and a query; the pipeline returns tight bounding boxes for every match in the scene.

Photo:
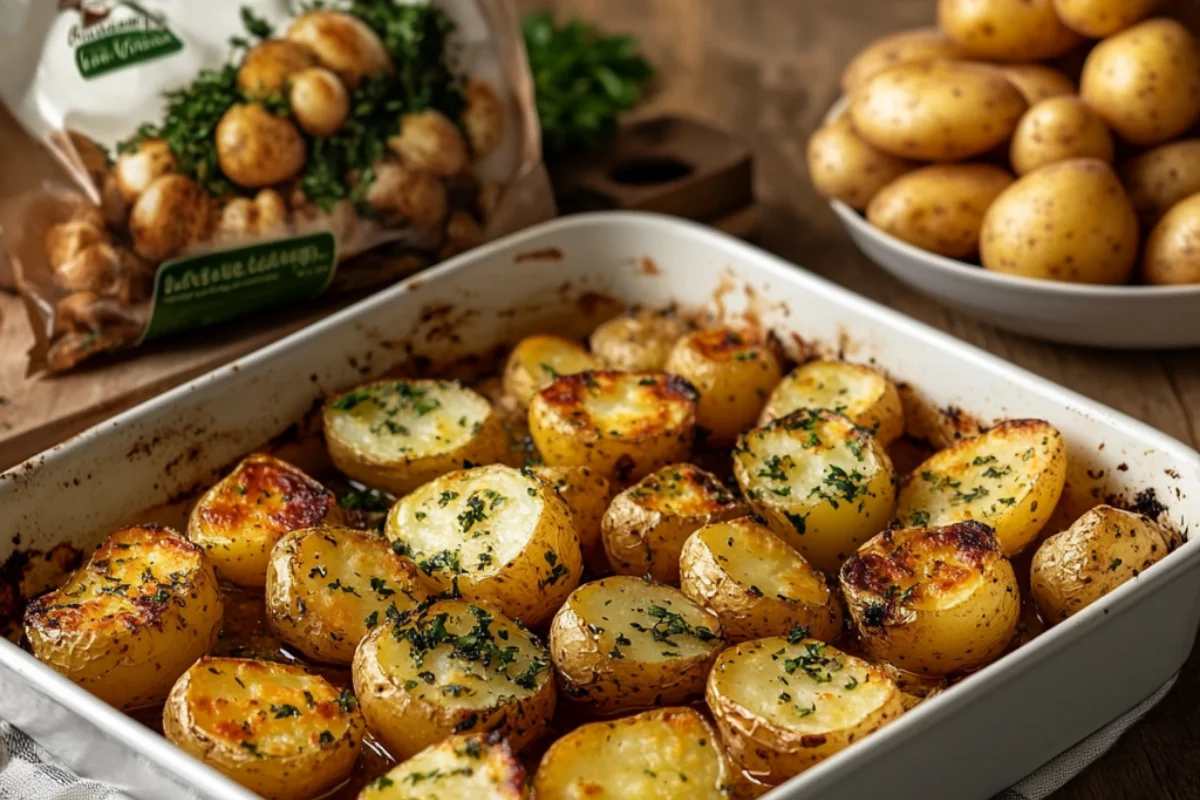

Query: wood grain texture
[518,0,1200,796]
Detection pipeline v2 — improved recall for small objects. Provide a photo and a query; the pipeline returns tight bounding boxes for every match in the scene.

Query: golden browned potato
[707,636,904,784]
[353,600,555,760]
[323,379,508,495]
[286,10,391,89]
[550,577,723,713]
[759,360,903,446]
[679,517,842,643]
[733,408,897,575]
[663,327,784,446]
[997,64,1077,105]
[534,707,732,799]
[129,173,212,261]
[255,188,288,232]
[841,28,966,95]
[808,115,915,211]
[937,0,1083,61]
[529,371,697,483]
[388,109,470,176]
[264,525,425,664]
[1122,140,1200,228]
[1142,193,1200,285]
[360,734,528,800]
[503,334,602,408]
[238,39,318,97]
[1080,18,1200,146]
[1031,504,1176,624]
[288,67,349,137]
[164,657,363,800]
[385,465,582,625]
[1010,97,1114,176]
[532,465,614,575]
[187,454,342,587]
[24,524,222,711]
[840,521,1020,677]
[216,103,307,189]
[601,463,747,583]
[849,61,1027,161]
[364,161,448,230]
[461,79,506,159]
[114,138,177,203]
[867,164,1014,258]
[50,242,145,303]
[45,219,107,270]
[1052,0,1161,38]
[895,419,1067,557]
[980,159,1139,284]
[589,308,688,372]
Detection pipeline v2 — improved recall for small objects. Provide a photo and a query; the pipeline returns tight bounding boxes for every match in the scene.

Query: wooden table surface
[521,0,1200,797]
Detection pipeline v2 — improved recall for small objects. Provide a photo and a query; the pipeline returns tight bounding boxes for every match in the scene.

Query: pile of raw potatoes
[809,0,1200,286]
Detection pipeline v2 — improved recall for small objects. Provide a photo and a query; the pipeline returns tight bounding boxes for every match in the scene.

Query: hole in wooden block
[609,158,694,186]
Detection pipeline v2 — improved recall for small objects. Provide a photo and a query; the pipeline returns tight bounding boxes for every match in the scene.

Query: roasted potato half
[663,327,784,446]
[895,419,1067,557]
[707,637,904,784]
[589,309,688,371]
[24,524,222,710]
[352,600,555,760]
[165,657,363,799]
[840,521,1020,677]
[187,454,342,587]
[531,465,614,576]
[1031,505,1177,624]
[602,463,747,584]
[324,379,508,495]
[549,576,724,713]
[503,334,602,408]
[264,525,426,664]
[360,734,528,800]
[534,707,733,799]
[733,408,897,575]
[529,371,697,483]
[758,360,903,445]
[679,517,842,643]
[385,464,581,625]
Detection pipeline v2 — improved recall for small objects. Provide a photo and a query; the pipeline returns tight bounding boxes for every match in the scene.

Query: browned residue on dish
[640,256,661,275]
[515,247,564,263]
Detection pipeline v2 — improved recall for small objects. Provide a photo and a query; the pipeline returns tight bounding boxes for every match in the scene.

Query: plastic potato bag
[0,0,553,372]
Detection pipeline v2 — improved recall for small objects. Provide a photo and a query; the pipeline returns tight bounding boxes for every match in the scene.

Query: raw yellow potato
[601,463,747,584]
[980,159,1139,284]
[529,371,697,483]
[323,379,508,495]
[807,115,915,211]
[840,28,966,95]
[129,173,212,261]
[388,109,470,177]
[188,454,341,587]
[287,10,391,89]
[352,600,554,759]
[113,138,177,203]
[461,79,506,158]
[288,67,349,137]
[867,164,1014,259]
[589,308,688,372]
[840,521,1020,677]
[1052,0,1161,38]
[1122,140,1200,228]
[24,524,222,711]
[663,327,784,446]
[361,734,528,800]
[937,0,1083,62]
[264,525,426,664]
[997,64,1076,105]
[216,103,307,188]
[1032,504,1176,624]
[849,61,1027,161]
[385,464,582,625]
[1142,193,1200,286]
[238,39,318,97]
[706,636,904,784]
[679,517,842,643]
[896,419,1067,557]
[365,161,448,230]
[550,576,723,713]
[1010,97,1114,176]
[1080,18,1200,146]
[164,657,363,800]
[532,465,614,575]
[503,334,602,408]
[534,707,732,799]
[733,408,897,575]
[759,360,903,446]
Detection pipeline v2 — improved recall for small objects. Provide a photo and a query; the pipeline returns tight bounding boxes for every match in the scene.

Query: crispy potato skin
[188,454,342,587]
[589,309,688,372]
[758,360,904,446]
[841,521,1020,677]
[360,734,528,799]
[937,0,1083,61]
[286,10,391,89]
[840,28,966,94]
[808,115,915,211]
[24,524,222,711]
[532,465,615,576]
[164,657,363,800]
[503,334,601,408]
[1031,505,1176,623]
[534,707,733,799]
[1122,140,1200,229]
[1143,193,1200,286]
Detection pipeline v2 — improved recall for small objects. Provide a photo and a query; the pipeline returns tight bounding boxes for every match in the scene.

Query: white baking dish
[1,211,1197,800]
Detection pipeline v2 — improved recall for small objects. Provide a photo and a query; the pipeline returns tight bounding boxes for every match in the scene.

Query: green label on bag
[139,232,338,343]
[70,2,184,80]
